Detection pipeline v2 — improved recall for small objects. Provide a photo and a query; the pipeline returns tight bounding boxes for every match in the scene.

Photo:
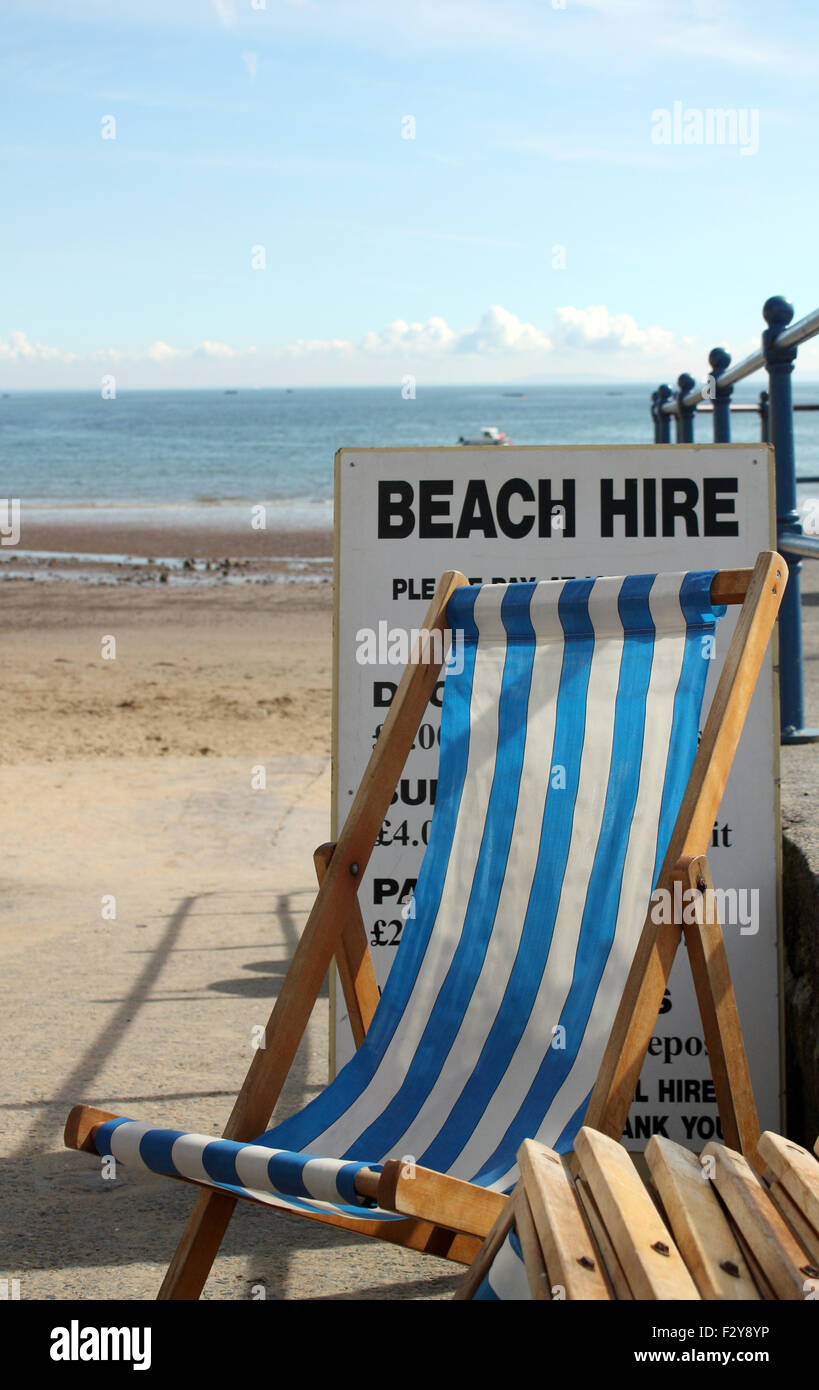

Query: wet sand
[1,519,334,586]
[14,519,333,561]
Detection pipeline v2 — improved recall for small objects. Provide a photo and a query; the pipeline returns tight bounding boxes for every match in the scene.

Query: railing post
[655,384,672,443]
[709,347,732,442]
[675,373,696,443]
[761,295,818,742]
[759,388,769,443]
[650,389,659,443]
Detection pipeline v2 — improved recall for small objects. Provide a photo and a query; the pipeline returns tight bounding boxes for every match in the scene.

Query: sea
[3,382,818,531]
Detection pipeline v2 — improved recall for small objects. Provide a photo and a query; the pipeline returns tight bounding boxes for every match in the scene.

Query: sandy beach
[0,572,333,764]
[0,528,461,1300]
[2,520,816,1302]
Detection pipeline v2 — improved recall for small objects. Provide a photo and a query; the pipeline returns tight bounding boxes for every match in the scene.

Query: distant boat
[224,389,238,395]
[503,392,525,398]
[457,426,512,446]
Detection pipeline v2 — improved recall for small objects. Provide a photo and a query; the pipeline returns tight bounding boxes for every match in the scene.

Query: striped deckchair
[65,551,786,1299]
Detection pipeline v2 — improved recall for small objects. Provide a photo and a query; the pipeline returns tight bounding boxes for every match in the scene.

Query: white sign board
[332,445,780,1148]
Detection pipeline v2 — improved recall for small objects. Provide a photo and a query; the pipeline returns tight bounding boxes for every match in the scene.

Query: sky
[3,0,819,388]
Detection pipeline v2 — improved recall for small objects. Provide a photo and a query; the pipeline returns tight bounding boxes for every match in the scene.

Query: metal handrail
[661,350,763,411]
[661,304,819,413]
[786,533,819,560]
[695,403,819,414]
[779,304,819,351]
[651,296,818,742]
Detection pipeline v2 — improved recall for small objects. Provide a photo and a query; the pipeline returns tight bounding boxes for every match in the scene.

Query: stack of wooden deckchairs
[458,1128,819,1300]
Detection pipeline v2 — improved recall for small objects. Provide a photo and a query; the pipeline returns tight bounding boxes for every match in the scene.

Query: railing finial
[762,295,794,329]
[708,348,733,443]
[676,374,696,443]
[655,383,672,443]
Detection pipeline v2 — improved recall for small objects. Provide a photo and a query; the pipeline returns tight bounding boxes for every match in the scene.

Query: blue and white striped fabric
[93,1119,378,1211]
[473,1228,531,1301]
[91,572,725,1225]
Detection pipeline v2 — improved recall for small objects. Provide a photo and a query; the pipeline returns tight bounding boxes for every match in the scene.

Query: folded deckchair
[458,1126,819,1300]
[65,551,786,1299]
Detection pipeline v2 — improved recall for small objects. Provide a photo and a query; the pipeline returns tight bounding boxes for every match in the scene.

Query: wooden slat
[703,1141,819,1300]
[574,1127,700,1300]
[157,569,469,1299]
[680,856,760,1161]
[710,569,751,605]
[574,1176,630,1299]
[672,551,786,864]
[585,551,786,1149]
[730,1224,776,1299]
[757,1131,819,1234]
[645,1136,758,1300]
[64,1104,118,1153]
[314,841,379,1048]
[376,1160,506,1239]
[767,1181,819,1266]
[517,1139,610,1300]
[515,1190,550,1300]
[454,1197,517,1300]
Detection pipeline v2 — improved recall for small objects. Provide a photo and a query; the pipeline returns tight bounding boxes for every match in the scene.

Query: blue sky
[3,0,819,387]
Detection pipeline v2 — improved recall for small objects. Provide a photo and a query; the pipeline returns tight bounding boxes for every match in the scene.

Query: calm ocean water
[3,383,818,522]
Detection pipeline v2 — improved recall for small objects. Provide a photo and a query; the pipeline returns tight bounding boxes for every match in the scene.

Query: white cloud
[0,329,75,362]
[287,336,354,358]
[360,315,456,356]
[554,304,675,355]
[353,306,550,357]
[145,339,182,362]
[194,340,247,358]
[0,304,693,387]
[456,304,552,355]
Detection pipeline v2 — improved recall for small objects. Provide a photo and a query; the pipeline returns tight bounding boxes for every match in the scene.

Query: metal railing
[651,296,819,744]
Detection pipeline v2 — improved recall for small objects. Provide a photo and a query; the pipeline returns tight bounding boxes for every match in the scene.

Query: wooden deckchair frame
[65,551,787,1299]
